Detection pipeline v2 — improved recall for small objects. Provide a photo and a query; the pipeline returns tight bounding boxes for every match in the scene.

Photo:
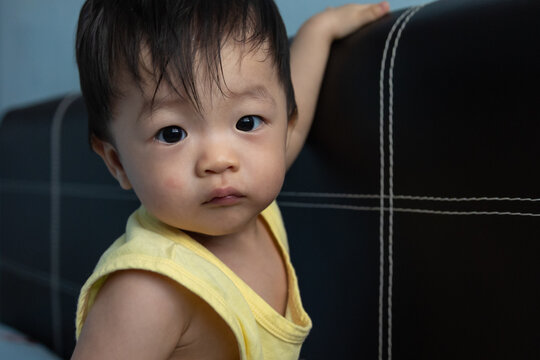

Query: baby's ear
[91,135,132,190]
[286,110,298,148]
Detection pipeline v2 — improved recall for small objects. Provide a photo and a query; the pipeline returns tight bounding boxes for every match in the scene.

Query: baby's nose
[196,145,239,176]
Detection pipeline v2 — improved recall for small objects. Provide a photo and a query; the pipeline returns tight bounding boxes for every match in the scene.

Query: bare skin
[74,271,240,360]
[72,3,389,359]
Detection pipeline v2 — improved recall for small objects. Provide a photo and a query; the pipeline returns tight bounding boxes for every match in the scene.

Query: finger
[330,2,390,39]
[353,2,390,26]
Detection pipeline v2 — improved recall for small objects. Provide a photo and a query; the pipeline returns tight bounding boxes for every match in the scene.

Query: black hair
[76,0,295,142]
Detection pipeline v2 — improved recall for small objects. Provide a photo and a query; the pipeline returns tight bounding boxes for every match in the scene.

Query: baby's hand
[302,2,390,42]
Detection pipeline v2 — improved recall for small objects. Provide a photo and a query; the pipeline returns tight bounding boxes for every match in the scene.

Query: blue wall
[0,0,86,119]
[0,0,425,120]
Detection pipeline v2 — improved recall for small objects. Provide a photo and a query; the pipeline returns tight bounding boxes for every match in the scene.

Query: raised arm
[286,2,390,169]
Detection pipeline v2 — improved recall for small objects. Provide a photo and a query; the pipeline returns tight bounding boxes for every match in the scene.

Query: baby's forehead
[117,41,283,110]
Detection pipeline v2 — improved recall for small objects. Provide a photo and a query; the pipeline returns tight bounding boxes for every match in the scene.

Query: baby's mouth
[203,187,245,205]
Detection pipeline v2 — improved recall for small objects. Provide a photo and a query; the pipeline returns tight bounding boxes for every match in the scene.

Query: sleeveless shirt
[75,201,312,360]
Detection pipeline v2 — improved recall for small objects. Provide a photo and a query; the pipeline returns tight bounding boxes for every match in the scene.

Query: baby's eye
[155,126,187,144]
[236,115,263,132]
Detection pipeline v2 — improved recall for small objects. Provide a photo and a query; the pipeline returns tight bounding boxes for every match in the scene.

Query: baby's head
[76,0,294,236]
[76,0,295,142]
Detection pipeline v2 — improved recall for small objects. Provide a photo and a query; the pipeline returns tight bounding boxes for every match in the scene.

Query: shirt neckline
[139,202,311,343]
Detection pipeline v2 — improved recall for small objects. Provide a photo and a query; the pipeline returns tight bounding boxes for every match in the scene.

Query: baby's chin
[156,208,265,238]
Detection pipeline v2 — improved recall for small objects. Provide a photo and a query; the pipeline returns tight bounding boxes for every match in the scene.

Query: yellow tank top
[75,201,312,359]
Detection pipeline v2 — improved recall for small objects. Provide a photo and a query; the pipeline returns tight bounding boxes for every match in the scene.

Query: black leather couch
[1,0,539,358]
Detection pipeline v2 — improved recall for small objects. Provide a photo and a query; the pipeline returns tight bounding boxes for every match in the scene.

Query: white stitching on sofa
[0,179,137,200]
[378,7,416,359]
[390,207,540,217]
[393,195,540,202]
[0,257,80,297]
[387,5,427,359]
[4,181,537,203]
[281,191,381,199]
[278,201,540,217]
[50,93,79,354]
[0,179,540,209]
[279,201,381,212]
[279,191,540,202]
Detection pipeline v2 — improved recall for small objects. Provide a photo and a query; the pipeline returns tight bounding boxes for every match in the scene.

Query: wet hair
[76,0,295,142]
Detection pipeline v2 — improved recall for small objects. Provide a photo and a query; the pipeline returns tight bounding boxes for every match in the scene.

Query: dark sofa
[1,0,539,358]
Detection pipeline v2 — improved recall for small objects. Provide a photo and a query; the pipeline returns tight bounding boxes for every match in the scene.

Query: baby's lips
[203,186,244,204]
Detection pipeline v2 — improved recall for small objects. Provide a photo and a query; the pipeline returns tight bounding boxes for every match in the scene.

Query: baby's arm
[286,2,390,168]
[71,270,190,359]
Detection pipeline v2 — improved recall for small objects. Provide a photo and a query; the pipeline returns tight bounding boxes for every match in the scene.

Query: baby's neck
[186,215,265,255]
[187,215,288,316]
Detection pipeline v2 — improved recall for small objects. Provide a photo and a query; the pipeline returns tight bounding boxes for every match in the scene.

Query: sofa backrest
[283,0,540,358]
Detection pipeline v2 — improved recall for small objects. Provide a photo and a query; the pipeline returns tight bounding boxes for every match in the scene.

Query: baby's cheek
[260,160,286,198]
[163,175,185,190]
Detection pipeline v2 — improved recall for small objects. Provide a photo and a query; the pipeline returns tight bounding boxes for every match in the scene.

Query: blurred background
[0,0,424,122]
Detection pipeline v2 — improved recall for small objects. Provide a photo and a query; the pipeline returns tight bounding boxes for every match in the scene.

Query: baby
[72,1,389,359]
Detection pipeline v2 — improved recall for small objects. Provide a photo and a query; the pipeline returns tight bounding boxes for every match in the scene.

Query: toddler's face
[107,42,290,236]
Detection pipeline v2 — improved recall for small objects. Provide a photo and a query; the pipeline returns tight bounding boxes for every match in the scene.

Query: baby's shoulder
[74,270,191,358]
[75,269,239,360]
